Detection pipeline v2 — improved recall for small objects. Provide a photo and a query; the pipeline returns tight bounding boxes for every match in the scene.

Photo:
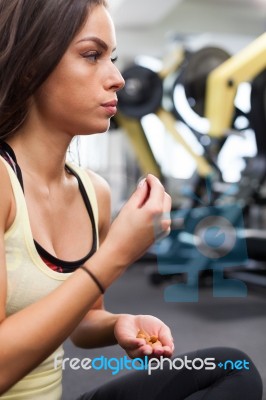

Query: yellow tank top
[0,158,99,399]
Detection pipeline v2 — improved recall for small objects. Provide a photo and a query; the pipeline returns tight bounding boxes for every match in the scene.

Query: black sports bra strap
[0,141,24,190]
[0,140,97,271]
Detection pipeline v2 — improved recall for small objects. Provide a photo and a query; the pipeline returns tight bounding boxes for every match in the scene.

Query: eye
[111,56,118,64]
[83,51,102,62]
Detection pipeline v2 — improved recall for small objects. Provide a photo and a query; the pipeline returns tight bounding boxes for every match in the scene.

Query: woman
[0,0,263,399]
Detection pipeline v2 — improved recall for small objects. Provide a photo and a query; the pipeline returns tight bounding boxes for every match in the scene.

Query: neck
[6,127,73,186]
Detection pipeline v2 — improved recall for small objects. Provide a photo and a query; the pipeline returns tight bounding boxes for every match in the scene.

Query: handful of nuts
[136,329,162,348]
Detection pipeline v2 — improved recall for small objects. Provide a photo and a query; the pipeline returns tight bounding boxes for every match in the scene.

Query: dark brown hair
[0,0,107,138]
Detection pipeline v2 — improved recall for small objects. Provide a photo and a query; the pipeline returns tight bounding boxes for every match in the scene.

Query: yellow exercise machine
[116,33,266,185]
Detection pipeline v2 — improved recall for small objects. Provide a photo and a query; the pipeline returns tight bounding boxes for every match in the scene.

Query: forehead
[74,5,116,48]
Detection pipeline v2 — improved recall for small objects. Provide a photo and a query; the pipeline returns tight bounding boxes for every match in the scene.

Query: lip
[101,100,118,116]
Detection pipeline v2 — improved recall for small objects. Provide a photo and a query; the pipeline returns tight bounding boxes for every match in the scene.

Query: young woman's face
[33,5,125,135]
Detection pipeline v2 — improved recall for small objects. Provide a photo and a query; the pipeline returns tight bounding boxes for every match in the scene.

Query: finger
[158,326,175,351]
[144,174,165,209]
[161,345,174,358]
[132,343,153,358]
[151,341,165,356]
[128,344,154,359]
[120,337,147,351]
[128,343,174,360]
[163,193,172,215]
[161,193,172,232]
[153,214,171,242]
[130,179,150,209]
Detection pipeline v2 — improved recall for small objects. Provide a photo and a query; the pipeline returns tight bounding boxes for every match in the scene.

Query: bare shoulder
[85,170,112,240]
[0,158,14,225]
[85,169,111,205]
[0,158,14,323]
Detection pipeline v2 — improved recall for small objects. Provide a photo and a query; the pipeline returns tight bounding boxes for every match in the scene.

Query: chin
[94,121,111,134]
[77,122,110,136]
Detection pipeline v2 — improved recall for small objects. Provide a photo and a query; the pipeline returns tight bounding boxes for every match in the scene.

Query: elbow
[0,358,38,395]
[70,333,90,349]
[70,327,99,349]
[70,334,81,348]
[70,329,86,349]
[0,372,16,396]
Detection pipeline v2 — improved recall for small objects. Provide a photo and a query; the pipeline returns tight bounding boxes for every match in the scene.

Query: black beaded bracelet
[79,266,105,294]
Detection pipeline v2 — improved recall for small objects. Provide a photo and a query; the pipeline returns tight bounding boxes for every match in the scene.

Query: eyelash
[111,56,118,64]
[83,51,118,64]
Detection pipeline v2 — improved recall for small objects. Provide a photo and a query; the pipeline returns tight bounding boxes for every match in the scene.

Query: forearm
[71,309,121,349]
[0,250,124,394]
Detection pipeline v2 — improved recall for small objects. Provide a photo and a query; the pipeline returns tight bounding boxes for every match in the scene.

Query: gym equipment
[114,33,266,294]
[116,53,216,183]
[114,112,164,180]
[150,33,266,292]
[115,64,164,180]
[171,46,231,136]
[117,64,163,119]
[205,32,266,137]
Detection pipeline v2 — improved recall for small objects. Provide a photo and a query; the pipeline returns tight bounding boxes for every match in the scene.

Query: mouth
[101,100,118,116]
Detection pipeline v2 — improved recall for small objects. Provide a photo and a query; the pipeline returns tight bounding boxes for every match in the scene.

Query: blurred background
[64,0,266,398]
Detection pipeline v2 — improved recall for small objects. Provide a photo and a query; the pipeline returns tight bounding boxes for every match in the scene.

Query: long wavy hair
[0,0,107,138]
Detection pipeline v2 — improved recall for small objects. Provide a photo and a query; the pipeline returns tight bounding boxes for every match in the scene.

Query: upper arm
[70,171,111,344]
[0,239,7,323]
[86,170,112,246]
[0,160,15,324]
[84,170,112,311]
[85,170,111,310]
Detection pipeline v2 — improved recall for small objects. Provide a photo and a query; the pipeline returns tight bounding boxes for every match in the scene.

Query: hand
[102,174,172,268]
[114,314,175,359]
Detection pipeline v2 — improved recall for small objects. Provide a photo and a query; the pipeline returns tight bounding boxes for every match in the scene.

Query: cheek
[37,70,96,115]
[34,74,108,134]
[33,59,108,133]
[44,56,92,95]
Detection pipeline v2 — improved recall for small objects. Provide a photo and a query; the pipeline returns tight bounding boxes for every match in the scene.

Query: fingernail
[138,178,146,188]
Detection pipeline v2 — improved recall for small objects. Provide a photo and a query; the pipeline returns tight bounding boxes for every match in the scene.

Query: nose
[108,63,125,92]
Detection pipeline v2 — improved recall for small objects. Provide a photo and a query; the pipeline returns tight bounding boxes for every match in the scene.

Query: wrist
[79,266,105,294]
[83,244,127,290]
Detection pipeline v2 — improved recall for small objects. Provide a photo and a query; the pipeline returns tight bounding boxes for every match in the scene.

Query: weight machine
[115,33,266,293]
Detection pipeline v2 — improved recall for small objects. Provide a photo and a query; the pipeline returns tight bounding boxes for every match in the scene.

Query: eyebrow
[76,36,116,52]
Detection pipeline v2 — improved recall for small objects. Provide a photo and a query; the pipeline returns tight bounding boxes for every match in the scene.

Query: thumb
[131,178,150,208]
